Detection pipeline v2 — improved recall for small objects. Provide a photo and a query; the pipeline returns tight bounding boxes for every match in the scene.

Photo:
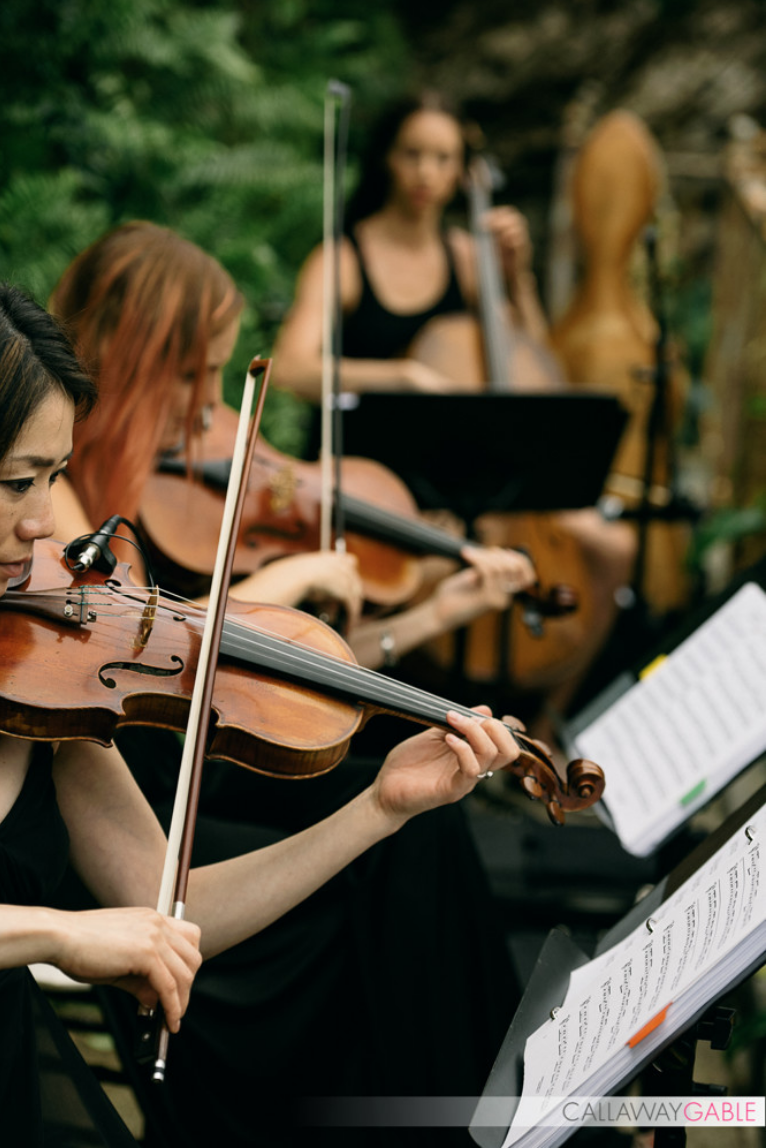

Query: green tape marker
[680,779,706,806]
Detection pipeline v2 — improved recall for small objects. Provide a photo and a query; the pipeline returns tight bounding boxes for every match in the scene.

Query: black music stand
[339,390,628,705]
[338,391,629,521]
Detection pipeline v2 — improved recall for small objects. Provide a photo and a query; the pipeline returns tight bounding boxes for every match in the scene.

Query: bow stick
[319,78,352,554]
[147,356,272,1082]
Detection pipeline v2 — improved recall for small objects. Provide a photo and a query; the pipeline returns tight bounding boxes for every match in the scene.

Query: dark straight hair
[345,90,472,227]
[0,282,97,465]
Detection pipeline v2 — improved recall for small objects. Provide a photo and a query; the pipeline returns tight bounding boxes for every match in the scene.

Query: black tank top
[342,229,468,360]
[0,743,69,906]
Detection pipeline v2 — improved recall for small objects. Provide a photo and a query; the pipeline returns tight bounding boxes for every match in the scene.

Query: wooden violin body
[2,540,362,777]
[0,539,604,822]
[141,404,578,634]
[142,410,424,609]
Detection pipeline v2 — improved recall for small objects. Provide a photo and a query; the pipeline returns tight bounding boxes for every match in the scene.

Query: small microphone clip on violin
[64,514,123,574]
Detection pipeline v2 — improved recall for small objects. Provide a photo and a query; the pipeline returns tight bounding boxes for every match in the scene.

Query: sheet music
[572,582,766,855]
[502,802,765,1147]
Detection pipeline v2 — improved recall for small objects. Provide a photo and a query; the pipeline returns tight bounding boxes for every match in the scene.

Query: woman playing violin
[41,224,535,1145]
[0,281,521,1145]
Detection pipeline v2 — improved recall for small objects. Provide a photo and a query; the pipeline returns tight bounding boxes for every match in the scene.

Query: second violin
[140,404,578,633]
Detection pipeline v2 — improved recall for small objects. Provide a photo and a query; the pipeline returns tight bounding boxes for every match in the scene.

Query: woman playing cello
[273,90,547,398]
[272,90,637,727]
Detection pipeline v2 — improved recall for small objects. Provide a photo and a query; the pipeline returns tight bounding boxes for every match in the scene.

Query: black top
[0,743,69,906]
[341,229,468,360]
[0,744,137,1147]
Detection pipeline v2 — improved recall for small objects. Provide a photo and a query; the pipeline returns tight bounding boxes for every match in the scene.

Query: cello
[406,155,602,690]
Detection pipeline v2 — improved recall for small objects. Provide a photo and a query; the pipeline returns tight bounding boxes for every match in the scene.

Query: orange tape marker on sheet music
[628,1004,671,1048]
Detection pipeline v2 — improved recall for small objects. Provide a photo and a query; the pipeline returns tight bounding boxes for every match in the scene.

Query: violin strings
[21,585,528,751]
[341,496,464,560]
[220,619,465,725]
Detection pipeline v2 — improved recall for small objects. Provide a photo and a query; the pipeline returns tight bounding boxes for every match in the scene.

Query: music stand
[338,392,629,521]
[470,781,766,1148]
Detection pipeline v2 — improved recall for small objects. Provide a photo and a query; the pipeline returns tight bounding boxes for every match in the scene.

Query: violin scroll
[504,730,605,826]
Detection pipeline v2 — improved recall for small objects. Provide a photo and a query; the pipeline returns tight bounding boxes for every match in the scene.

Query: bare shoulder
[292,239,361,309]
[0,731,33,768]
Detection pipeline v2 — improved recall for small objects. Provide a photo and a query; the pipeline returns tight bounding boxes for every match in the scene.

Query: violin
[140,403,578,629]
[0,538,604,825]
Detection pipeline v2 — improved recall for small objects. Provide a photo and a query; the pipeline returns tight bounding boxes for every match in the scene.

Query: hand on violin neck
[370,706,520,823]
[433,545,536,625]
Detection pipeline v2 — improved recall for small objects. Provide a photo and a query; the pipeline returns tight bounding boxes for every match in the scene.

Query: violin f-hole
[98,656,184,690]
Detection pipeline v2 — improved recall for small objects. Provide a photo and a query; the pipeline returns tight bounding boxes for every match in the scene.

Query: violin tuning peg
[545,799,565,827]
[520,774,544,801]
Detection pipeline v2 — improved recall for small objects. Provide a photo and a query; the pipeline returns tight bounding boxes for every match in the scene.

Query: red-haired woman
[52,219,535,668]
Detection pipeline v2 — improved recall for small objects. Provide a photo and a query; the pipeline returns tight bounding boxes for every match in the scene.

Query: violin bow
[319,78,352,554]
[147,357,272,1082]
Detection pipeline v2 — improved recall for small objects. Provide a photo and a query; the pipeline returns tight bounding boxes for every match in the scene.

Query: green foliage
[0,0,410,451]
[686,503,766,575]
[0,171,110,301]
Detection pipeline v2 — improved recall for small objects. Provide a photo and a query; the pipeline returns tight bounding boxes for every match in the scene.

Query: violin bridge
[136,587,159,649]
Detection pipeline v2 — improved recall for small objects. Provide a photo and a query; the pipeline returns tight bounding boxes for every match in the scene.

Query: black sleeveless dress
[342,230,469,361]
[0,744,138,1148]
[85,727,520,1148]
[302,228,470,459]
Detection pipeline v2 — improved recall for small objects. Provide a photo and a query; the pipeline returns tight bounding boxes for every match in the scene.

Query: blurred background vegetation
[2,0,766,471]
[0,0,412,450]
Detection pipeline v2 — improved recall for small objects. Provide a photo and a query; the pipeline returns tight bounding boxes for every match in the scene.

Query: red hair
[50,221,243,524]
